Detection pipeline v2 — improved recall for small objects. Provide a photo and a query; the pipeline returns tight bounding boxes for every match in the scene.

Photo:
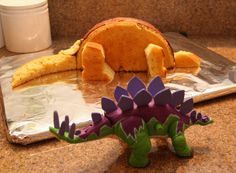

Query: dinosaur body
[50,76,213,167]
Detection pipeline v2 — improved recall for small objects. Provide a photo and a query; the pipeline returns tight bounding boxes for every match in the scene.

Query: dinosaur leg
[171,133,193,157]
[114,117,151,167]
[129,130,152,167]
[169,121,193,157]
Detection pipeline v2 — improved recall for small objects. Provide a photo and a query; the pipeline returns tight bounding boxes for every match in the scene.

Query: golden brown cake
[12,54,76,87]
[59,40,81,56]
[145,44,166,77]
[77,17,175,71]
[174,51,201,68]
[12,18,179,87]
[81,42,115,81]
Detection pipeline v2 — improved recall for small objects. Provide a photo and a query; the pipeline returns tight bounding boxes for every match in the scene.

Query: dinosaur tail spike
[180,98,194,115]
[147,76,165,96]
[127,76,146,98]
[118,95,134,111]
[114,86,129,102]
[58,121,66,136]
[53,111,60,128]
[69,123,76,139]
[101,97,117,113]
[64,115,70,131]
[197,113,210,123]
[75,129,81,135]
[154,88,172,106]
[91,112,102,124]
[190,110,197,123]
[133,89,152,107]
[170,90,185,107]
[190,110,213,125]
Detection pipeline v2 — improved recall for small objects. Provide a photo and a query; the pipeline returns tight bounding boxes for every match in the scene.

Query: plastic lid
[0,0,47,10]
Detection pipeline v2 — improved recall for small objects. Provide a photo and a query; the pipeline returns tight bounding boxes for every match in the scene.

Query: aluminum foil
[0,33,235,145]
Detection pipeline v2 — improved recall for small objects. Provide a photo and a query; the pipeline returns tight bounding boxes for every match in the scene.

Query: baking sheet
[0,32,235,145]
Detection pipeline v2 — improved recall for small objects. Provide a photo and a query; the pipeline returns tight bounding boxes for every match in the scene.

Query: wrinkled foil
[0,33,235,145]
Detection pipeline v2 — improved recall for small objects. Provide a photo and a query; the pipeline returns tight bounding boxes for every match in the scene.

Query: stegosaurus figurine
[50,76,213,167]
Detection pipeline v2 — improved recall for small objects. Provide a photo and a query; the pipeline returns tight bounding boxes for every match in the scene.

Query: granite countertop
[0,36,236,173]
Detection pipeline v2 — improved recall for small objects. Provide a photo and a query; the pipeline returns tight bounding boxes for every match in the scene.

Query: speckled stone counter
[0,36,236,173]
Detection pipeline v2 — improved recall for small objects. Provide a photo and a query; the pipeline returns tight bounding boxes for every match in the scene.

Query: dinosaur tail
[189,110,213,126]
[50,111,113,143]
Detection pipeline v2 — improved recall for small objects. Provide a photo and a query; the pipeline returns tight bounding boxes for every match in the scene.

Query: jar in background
[0,0,52,53]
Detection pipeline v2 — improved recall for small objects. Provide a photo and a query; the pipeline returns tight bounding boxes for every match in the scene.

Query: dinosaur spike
[133,89,152,107]
[64,115,70,132]
[180,98,194,115]
[127,76,146,97]
[58,121,66,136]
[91,112,102,124]
[201,115,210,123]
[197,113,202,120]
[53,111,60,128]
[190,110,197,123]
[114,86,128,102]
[154,88,172,106]
[147,76,165,96]
[101,97,117,113]
[170,90,185,107]
[69,123,76,139]
[118,95,133,112]
[75,129,81,135]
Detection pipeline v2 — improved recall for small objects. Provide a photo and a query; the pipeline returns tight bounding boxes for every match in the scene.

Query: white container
[0,16,4,48]
[0,0,52,53]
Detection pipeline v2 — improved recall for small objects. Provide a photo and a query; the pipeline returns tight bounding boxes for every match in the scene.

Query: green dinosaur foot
[129,154,150,168]
[127,126,151,167]
[172,133,193,157]
[175,145,193,158]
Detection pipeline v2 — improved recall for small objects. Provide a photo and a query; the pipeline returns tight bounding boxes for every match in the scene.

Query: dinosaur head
[189,110,213,126]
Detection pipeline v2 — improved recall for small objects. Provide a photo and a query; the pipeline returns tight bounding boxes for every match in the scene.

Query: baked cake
[145,43,166,77]
[77,17,175,71]
[174,51,201,68]
[81,42,115,81]
[12,54,76,88]
[11,17,201,87]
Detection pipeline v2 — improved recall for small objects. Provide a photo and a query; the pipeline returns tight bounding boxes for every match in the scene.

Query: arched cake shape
[77,17,175,71]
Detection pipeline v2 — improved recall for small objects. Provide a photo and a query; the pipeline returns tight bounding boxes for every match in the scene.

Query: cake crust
[77,17,175,71]
[12,54,76,87]
[174,51,201,68]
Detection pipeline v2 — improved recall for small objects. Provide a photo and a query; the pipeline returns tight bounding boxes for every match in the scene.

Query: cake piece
[81,42,115,81]
[174,51,201,68]
[59,40,81,56]
[145,44,166,77]
[77,17,175,71]
[12,54,76,87]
